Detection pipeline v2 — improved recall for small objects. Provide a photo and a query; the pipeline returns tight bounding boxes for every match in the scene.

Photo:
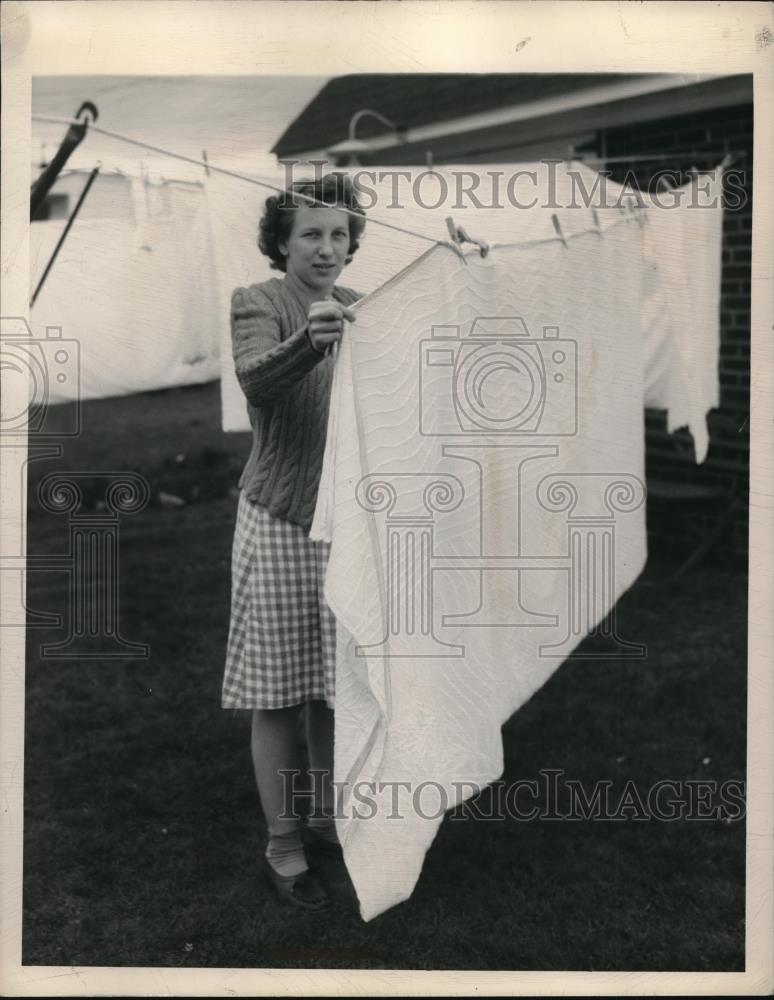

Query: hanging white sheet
[638,171,725,461]
[310,218,650,920]
[29,175,221,404]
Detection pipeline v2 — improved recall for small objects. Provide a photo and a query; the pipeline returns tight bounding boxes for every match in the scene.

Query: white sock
[265,829,308,878]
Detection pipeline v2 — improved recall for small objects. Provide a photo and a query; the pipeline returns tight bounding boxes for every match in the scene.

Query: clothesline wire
[340,209,646,329]
[31,114,441,247]
[32,113,719,254]
[490,212,637,251]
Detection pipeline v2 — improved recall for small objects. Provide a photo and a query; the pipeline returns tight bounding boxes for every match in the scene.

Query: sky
[31,75,328,176]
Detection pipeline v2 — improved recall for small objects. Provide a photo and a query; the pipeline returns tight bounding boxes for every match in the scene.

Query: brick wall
[602,103,752,565]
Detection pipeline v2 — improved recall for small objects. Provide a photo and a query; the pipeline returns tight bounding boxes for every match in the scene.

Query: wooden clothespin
[445,216,490,258]
[591,208,603,237]
[551,213,569,248]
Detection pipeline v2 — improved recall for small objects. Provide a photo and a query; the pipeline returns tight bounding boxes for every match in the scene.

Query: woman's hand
[307,301,356,354]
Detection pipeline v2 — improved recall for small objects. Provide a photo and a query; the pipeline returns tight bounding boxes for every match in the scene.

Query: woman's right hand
[307,301,356,354]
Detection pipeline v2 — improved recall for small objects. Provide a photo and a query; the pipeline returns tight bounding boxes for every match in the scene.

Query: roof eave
[274,73,750,162]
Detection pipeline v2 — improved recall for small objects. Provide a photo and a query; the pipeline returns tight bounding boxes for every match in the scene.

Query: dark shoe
[304,822,344,859]
[262,858,330,910]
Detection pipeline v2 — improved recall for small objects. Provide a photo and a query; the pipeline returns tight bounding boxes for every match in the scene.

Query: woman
[222,173,365,910]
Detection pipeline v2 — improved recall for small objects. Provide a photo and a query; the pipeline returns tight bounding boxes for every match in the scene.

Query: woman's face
[279,204,351,294]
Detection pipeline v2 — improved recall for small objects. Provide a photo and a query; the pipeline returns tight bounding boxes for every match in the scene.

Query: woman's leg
[251,706,308,877]
[305,699,339,845]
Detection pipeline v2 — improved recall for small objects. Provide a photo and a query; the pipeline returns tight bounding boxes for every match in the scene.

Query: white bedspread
[311,217,652,920]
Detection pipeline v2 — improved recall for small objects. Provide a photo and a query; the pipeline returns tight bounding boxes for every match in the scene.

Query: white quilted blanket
[311,219,652,920]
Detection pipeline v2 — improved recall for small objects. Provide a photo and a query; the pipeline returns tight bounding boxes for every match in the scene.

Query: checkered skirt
[221,491,336,710]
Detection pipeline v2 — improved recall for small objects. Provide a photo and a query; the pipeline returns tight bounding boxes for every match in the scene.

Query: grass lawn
[22,381,746,971]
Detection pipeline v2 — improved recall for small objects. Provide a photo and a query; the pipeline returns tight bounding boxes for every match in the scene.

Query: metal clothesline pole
[30,165,100,308]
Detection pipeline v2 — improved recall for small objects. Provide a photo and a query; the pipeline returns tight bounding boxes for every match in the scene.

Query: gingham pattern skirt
[222,492,336,710]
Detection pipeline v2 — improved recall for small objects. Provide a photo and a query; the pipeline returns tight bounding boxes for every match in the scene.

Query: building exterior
[273,73,753,563]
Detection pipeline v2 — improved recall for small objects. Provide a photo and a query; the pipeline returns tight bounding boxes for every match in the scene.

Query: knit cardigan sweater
[231,276,361,532]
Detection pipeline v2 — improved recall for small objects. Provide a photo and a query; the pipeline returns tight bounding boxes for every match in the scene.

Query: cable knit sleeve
[231,285,325,408]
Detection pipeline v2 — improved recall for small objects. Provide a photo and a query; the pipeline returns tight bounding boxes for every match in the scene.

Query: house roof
[271,74,644,156]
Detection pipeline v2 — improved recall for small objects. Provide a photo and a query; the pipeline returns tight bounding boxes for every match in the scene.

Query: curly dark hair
[257,172,367,272]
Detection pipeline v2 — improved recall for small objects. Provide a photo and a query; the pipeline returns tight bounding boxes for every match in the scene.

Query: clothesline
[32,114,441,247]
[52,165,206,186]
[30,113,712,258]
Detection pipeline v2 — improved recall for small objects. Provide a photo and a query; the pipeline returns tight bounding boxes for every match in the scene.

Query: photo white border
[1,1,772,995]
